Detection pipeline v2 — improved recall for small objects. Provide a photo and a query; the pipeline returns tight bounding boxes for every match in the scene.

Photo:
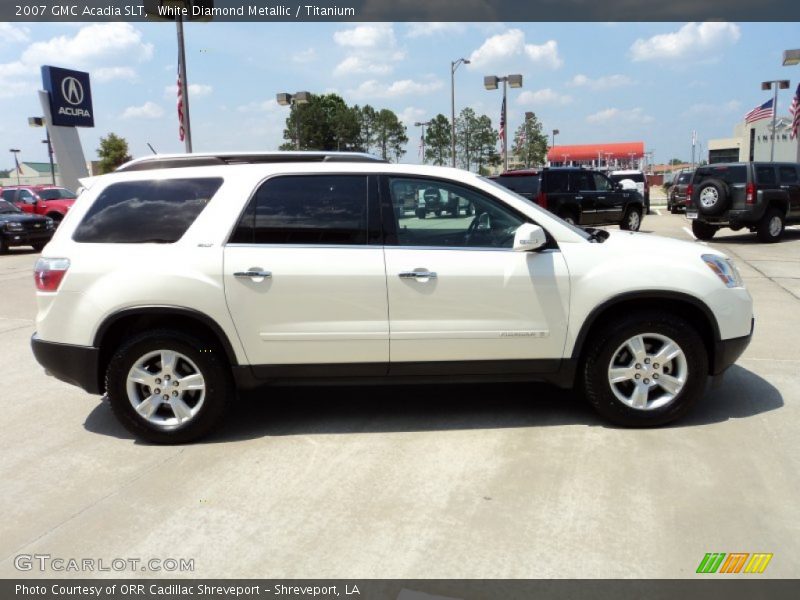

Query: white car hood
[600,229,727,260]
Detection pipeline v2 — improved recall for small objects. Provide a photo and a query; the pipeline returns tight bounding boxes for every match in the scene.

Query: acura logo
[61,77,84,106]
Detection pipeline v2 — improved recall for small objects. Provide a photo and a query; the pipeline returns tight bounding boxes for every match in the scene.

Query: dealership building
[545,142,645,169]
[708,115,799,163]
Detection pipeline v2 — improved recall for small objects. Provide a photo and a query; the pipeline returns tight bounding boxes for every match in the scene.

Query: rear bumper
[711,318,754,375]
[31,334,102,394]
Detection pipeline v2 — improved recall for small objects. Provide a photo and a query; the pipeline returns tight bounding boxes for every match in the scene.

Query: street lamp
[9,149,21,186]
[451,58,470,168]
[28,117,56,185]
[782,49,800,162]
[414,120,431,164]
[484,73,523,172]
[276,91,311,150]
[761,80,790,161]
[551,128,559,149]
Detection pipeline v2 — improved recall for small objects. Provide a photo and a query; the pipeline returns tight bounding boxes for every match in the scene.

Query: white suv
[31,152,753,443]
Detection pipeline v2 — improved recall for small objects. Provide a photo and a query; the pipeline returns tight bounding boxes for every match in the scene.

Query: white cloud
[683,100,741,116]
[293,48,316,63]
[467,29,562,70]
[334,56,392,77]
[569,74,633,90]
[349,78,444,99]
[122,102,164,119]
[0,23,30,43]
[517,89,573,106]
[397,106,427,127]
[236,99,282,113]
[94,67,137,82]
[334,24,395,48]
[406,23,466,38]
[164,83,213,98]
[586,107,654,124]
[630,22,740,63]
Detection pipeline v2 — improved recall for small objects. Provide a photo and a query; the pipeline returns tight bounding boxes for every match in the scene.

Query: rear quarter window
[694,166,747,186]
[492,175,540,196]
[72,178,222,243]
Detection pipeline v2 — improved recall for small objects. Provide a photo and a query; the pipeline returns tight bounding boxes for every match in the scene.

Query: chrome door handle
[234,270,272,278]
[597,196,606,200]
[575,195,583,200]
[399,271,437,279]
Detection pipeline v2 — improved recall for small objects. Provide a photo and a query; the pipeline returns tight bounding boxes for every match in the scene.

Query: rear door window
[545,171,569,193]
[492,175,540,197]
[73,178,222,243]
[695,165,747,186]
[755,165,777,185]
[570,171,594,192]
[778,166,799,184]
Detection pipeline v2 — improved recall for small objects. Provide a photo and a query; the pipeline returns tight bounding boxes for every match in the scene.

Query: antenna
[147,143,158,155]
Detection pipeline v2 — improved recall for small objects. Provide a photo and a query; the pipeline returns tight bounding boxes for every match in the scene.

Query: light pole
[782,49,800,162]
[414,120,431,164]
[9,149,21,185]
[28,117,56,185]
[451,57,470,168]
[761,79,790,161]
[484,74,523,172]
[552,128,559,148]
[276,91,311,150]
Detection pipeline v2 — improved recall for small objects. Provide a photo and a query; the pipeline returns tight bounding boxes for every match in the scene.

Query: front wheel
[756,207,785,243]
[105,329,233,444]
[581,311,708,427]
[620,207,642,231]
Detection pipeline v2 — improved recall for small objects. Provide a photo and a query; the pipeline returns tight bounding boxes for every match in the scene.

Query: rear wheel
[691,220,718,241]
[620,207,642,231]
[558,210,577,225]
[32,242,46,252]
[581,311,708,427]
[0,237,8,254]
[415,208,426,219]
[105,329,233,444]
[756,207,785,243]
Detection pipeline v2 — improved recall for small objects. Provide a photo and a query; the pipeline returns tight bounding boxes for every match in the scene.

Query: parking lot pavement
[1,214,799,580]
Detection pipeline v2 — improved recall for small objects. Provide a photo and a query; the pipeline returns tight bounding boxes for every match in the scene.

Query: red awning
[547,142,644,162]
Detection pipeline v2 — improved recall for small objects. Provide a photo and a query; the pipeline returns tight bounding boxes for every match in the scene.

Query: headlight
[45,218,54,229]
[5,222,24,232]
[702,254,743,288]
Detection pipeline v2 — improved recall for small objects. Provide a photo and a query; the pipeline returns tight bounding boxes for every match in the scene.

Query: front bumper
[2,230,53,247]
[711,317,754,375]
[31,334,102,394]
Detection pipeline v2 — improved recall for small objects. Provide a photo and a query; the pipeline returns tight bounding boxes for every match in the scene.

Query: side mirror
[513,223,547,252]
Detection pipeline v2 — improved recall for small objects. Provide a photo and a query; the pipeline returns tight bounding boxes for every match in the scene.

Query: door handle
[597,196,606,200]
[234,270,272,278]
[399,271,437,280]
[574,195,583,200]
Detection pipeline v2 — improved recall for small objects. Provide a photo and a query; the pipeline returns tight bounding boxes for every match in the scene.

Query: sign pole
[176,16,193,153]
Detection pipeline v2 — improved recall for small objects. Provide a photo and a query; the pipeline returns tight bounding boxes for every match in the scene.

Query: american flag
[418,132,423,159]
[790,83,800,140]
[744,98,774,124]
[177,59,185,142]
[13,153,22,174]
[499,97,506,151]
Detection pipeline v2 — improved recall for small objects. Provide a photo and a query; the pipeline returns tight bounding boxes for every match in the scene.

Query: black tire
[691,220,718,241]
[620,207,642,231]
[434,209,442,217]
[0,237,8,254]
[105,329,233,444]
[756,207,785,243]
[46,213,63,227]
[694,179,729,216]
[415,208,426,219]
[32,242,47,252]
[581,311,708,427]
[558,210,577,225]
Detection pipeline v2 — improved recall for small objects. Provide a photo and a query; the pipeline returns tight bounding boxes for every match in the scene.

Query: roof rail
[115,151,387,173]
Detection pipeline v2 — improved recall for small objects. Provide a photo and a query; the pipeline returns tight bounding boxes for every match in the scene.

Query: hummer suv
[31,152,753,443]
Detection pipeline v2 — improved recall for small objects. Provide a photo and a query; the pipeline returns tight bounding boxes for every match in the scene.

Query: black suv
[0,199,55,252]
[687,162,800,242]
[491,167,645,231]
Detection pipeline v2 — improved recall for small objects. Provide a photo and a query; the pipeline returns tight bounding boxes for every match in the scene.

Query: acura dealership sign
[41,66,94,127]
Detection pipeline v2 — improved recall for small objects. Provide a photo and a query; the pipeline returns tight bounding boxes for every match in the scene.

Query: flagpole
[770,86,779,161]
[176,16,192,153]
[502,78,508,172]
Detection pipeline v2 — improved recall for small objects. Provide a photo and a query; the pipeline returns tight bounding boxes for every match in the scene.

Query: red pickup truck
[0,185,76,224]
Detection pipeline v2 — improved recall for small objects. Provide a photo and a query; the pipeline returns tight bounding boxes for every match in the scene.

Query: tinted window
[778,166,799,184]
[0,190,15,202]
[571,171,594,191]
[610,173,644,183]
[755,166,776,185]
[593,173,613,192]
[695,165,747,186]
[0,200,21,213]
[544,171,569,193]
[492,175,540,197]
[231,175,368,245]
[38,188,76,200]
[73,178,221,244]
[676,172,692,184]
[388,177,523,249]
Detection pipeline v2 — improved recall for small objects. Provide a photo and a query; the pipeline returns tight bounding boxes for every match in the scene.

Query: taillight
[686,184,694,201]
[34,258,70,292]
[536,191,548,209]
[746,182,755,205]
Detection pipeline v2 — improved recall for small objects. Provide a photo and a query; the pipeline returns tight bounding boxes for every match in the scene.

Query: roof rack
[115,151,387,173]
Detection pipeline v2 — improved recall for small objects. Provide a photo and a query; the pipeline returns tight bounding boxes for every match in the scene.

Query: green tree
[512,113,549,168]
[455,107,480,171]
[279,93,361,151]
[97,133,132,174]
[423,114,452,166]
[355,105,378,154]
[668,158,685,165]
[373,109,408,162]
[474,115,500,174]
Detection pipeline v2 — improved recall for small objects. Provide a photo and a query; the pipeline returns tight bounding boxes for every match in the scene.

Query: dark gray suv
[687,162,800,242]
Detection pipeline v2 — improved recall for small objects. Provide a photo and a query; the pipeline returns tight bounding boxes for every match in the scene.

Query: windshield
[479,176,592,240]
[38,188,76,200]
[676,172,692,184]
[0,200,21,214]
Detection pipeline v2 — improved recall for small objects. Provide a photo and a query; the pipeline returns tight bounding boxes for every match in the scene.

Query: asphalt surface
[1,210,799,579]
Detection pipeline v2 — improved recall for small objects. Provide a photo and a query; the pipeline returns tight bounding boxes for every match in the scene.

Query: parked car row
[0,185,76,253]
[490,167,646,231]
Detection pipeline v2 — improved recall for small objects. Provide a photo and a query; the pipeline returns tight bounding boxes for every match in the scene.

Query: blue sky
[1,21,798,169]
